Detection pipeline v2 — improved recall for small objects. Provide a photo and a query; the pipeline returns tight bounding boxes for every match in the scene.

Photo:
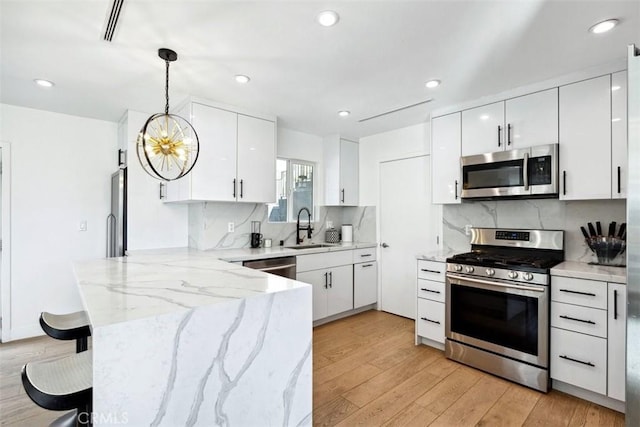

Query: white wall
[0,104,117,340]
[359,123,431,207]
[122,110,189,250]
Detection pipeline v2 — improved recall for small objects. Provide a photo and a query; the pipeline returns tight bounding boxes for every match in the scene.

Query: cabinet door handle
[362,264,373,268]
[454,180,458,200]
[614,289,618,320]
[159,182,166,200]
[559,288,596,297]
[559,354,595,367]
[421,268,441,274]
[360,254,372,257]
[240,179,244,198]
[420,288,441,294]
[341,188,345,203]
[617,166,621,194]
[324,272,328,289]
[329,271,333,288]
[507,123,512,146]
[497,125,502,147]
[559,315,595,325]
[563,171,567,196]
[420,317,441,325]
[233,179,237,198]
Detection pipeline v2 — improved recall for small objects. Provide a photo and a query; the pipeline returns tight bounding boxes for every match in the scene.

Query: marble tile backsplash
[189,202,376,250]
[443,199,627,262]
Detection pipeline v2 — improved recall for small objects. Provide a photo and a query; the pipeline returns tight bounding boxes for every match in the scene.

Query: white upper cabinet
[324,136,359,206]
[461,101,504,156]
[559,75,611,200]
[611,71,627,199]
[164,100,276,203]
[505,88,558,149]
[431,112,461,204]
[237,114,276,203]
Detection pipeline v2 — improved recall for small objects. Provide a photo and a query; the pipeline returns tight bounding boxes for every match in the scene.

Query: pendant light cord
[164,60,170,115]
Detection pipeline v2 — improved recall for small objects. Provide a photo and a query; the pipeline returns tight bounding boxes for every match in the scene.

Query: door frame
[376,154,443,314]
[0,142,11,342]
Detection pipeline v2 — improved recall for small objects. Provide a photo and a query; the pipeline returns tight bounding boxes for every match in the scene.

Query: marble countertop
[416,249,457,263]
[214,241,377,262]
[74,248,310,329]
[551,260,626,283]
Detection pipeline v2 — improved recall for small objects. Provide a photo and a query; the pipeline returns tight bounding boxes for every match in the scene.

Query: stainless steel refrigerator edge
[627,44,640,426]
[107,168,127,257]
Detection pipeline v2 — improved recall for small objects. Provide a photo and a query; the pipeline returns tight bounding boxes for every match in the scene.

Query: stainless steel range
[445,228,564,392]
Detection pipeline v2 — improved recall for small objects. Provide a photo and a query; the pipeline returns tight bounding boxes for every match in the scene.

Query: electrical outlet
[79,220,87,231]
[228,222,235,233]
[465,224,472,236]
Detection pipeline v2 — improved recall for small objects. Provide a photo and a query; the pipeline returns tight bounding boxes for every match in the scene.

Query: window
[268,158,314,222]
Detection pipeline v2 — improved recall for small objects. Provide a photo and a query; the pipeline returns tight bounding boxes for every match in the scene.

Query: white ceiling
[1,0,638,140]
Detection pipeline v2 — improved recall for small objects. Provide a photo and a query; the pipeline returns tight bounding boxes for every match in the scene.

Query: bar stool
[21,350,93,427]
[40,311,91,353]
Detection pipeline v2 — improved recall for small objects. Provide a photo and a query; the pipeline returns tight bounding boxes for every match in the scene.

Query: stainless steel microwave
[461,143,558,199]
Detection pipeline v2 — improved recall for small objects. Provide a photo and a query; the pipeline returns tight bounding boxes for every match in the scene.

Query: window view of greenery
[269,159,314,222]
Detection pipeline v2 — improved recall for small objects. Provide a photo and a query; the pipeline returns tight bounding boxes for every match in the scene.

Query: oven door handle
[447,273,546,293]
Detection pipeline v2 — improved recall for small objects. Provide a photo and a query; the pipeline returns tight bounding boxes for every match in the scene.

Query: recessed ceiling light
[612,118,622,122]
[480,115,490,120]
[235,75,250,84]
[425,80,441,89]
[338,110,350,117]
[589,19,619,34]
[612,85,621,91]
[317,10,340,27]
[34,79,54,88]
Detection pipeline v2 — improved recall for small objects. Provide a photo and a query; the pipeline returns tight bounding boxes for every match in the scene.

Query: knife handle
[580,227,590,239]
[608,222,617,238]
[596,221,602,236]
[588,223,597,237]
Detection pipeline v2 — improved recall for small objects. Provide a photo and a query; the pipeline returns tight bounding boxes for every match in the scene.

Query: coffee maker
[250,221,262,248]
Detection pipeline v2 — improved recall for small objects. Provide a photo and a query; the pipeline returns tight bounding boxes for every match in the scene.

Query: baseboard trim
[313,304,377,327]
[552,380,625,413]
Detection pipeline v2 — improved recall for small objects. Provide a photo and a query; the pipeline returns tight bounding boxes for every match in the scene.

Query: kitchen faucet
[296,207,313,244]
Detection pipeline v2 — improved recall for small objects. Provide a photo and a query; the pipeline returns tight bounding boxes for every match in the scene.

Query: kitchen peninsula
[73,248,312,427]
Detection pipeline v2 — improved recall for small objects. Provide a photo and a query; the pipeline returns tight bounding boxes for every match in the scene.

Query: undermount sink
[285,243,336,250]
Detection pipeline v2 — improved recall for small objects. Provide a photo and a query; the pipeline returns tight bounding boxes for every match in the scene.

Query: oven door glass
[446,275,548,367]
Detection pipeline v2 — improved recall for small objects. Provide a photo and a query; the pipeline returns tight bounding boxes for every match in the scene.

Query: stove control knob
[465,266,475,274]
[508,271,519,279]
[486,268,495,276]
[523,272,534,281]
[454,264,463,272]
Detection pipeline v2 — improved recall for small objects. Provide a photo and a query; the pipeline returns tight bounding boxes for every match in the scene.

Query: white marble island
[73,248,312,427]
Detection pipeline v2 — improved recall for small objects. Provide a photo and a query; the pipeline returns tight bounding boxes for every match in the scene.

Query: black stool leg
[77,400,92,426]
[76,337,88,353]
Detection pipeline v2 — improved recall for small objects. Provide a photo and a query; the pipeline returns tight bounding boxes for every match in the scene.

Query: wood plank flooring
[313,310,625,427]
[0,310,625,426]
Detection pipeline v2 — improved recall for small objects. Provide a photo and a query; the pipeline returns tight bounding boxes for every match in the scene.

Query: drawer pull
[559,354,595,367]
[559,289,596,297]
[360,254,372,257]
[559,315,595,325]
[614,289,618,320]
[420,288,441,294]
[420,317,440,325]
[361,264,374,268]
[421,268,441,274]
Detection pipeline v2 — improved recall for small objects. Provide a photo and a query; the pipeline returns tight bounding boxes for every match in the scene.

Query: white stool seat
[41,311,90,333]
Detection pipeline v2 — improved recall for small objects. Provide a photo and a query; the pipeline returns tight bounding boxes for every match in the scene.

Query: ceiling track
[103,0,125,42]
[358,98,433,123]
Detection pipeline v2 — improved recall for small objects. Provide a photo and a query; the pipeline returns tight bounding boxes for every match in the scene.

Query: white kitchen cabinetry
[165,100,276,203]
[297,250,354,321]
[608,282,626,401]
[415,259,446,347]
[611,71,628,199]
[353,247,377,308]
[559,75,611,200]
[324,136,359,206]
[431,113,461,204]
[461,89,558,157]
[550,275,627,405]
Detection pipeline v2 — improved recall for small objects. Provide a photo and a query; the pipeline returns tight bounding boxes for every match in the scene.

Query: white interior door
[380,155,441,319]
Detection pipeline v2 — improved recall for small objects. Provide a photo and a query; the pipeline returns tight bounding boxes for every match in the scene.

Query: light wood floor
[313,310,625,427]
[0,311,625,426]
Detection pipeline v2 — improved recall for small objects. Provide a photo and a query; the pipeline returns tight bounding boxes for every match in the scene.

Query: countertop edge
[551,261,626,284]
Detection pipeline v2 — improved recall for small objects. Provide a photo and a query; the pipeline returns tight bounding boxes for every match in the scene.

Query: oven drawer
[417,279,445,302]
[551,302,607,338]
[417,298,444,343]
[551,276,607,309]
[417,260,445,282]
[550,328,606,394]
[353,247,376,263]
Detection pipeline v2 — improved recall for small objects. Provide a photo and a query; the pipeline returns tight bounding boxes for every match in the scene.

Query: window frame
[269,158,316,223]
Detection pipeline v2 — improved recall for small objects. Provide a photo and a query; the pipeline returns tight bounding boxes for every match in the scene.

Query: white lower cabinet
[354,261,377,308]
[416,259,446,345]
[608,282,626,401]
